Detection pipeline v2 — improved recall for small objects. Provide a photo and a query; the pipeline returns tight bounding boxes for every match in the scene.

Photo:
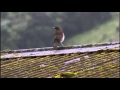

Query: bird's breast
[61,33,65,42]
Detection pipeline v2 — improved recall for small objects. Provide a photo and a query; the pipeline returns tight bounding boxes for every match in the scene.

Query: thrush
[53,26,65,49]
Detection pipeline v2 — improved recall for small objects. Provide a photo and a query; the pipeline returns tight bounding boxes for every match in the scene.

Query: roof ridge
[1,42,119,53]
[1,42,119,59]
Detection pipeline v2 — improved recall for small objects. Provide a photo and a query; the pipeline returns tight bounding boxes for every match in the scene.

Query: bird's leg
[61,42,64,47]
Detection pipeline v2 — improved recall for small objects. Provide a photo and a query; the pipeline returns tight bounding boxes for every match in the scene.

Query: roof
[1,42,120,78]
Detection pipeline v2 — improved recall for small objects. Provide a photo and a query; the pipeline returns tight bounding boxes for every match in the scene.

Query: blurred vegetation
[66,14,119,45]
[1,12,119,50]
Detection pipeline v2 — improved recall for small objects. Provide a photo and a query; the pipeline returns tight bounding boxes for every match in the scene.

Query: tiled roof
[1,42,120,78]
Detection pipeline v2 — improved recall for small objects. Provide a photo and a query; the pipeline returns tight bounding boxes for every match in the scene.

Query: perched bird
[53,26,65,49]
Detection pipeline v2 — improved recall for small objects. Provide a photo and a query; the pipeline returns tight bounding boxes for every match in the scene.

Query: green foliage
[66,16,119,45]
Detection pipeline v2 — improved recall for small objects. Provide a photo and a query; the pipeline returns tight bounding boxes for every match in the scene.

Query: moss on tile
[1,44,120,78]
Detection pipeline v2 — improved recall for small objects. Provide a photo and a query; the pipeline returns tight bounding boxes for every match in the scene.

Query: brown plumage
[53,26,65,49]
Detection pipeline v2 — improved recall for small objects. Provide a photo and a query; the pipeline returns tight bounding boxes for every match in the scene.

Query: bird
[53,26,65,49]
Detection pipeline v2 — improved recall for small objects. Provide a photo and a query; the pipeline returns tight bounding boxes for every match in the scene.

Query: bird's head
[53,26,61,30]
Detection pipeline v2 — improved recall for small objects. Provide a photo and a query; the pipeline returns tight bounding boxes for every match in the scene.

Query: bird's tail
[54,41,58,50]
